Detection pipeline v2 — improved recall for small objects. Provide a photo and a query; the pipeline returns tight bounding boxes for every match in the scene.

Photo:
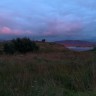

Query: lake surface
[66,46,94,52]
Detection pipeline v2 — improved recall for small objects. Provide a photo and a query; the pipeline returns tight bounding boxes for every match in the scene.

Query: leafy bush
[3,38,39,54]
[4,42,16,54]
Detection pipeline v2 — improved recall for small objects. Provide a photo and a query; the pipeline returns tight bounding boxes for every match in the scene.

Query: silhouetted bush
[42,39,46,42]
[3,38,39,54]
[90,47,96,52]
[4,42,16,54]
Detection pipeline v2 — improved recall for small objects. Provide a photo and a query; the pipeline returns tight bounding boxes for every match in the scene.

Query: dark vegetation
[91,47,96,52]
[3,38,39,54]
[0,38,96,96]
[42,39,46,42]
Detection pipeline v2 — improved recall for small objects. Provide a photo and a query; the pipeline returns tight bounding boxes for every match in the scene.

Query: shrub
[91,47,96,52]
[42,39,46,42]
[3,38,39,54]
[4,42,16,54]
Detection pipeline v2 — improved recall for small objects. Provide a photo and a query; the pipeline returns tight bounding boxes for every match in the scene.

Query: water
[67,46,94,52]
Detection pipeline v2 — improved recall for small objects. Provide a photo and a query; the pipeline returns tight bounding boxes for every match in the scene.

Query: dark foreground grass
[0,42,96,96]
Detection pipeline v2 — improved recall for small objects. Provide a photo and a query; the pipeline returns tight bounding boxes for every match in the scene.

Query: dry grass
[0,42,96,96]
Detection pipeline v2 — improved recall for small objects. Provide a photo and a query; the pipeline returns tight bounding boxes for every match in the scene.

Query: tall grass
[0,42,96,96]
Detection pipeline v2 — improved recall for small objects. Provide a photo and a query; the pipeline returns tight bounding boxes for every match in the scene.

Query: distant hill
[55,40,96,47]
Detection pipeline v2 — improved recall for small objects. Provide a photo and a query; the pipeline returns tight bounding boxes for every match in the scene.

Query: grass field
[0,42,96,96]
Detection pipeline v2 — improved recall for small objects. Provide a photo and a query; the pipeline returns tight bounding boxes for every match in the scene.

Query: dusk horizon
[1,1,96,95]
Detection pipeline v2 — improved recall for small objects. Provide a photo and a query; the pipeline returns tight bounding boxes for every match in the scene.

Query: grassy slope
[0,42,96,96]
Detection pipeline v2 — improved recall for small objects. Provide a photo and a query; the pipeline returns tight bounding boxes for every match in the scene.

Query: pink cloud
[0,27,20,35]
[1,27,11,34]
[0,26,36,36]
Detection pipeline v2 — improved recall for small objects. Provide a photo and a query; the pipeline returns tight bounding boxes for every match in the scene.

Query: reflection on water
[66,46,94,51]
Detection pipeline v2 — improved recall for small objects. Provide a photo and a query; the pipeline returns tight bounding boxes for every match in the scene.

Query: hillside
[55,40,96,47]
[0,42,96,96]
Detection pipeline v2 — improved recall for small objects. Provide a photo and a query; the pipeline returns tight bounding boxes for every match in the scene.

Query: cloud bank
[0,0,96,41]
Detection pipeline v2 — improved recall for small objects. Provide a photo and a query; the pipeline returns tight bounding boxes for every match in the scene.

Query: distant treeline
[3,37,39,54]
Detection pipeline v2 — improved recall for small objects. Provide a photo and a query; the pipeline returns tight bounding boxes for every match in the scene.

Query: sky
[0,0,96,41]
